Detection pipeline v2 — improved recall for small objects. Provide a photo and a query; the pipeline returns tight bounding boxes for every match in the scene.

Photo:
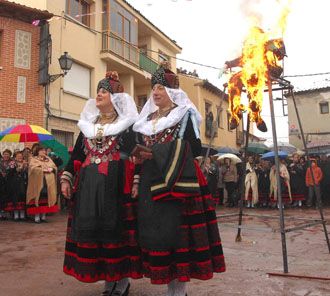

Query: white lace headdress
[133,87,202,136]
[78,92,138,138]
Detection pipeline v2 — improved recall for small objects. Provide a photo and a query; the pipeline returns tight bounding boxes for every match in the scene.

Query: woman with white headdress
[132,63,226,296]
[60,72,142,296]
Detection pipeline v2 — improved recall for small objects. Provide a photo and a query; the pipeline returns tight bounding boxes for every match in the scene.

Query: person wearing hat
[60,72,141,295]
[26,144,58,222]
[132,63,226,296]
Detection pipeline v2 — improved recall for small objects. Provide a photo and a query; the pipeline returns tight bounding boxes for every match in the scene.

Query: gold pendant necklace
[98,110,117,125]
[151,105,174,133]
[100,110,116,119]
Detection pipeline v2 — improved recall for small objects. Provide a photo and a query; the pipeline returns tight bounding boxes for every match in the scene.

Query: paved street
[0,208,330,296]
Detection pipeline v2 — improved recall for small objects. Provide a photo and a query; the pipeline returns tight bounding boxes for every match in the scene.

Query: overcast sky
[126,0,330,143]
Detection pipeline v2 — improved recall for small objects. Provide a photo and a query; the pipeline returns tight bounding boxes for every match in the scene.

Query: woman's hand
[61,180,72,199]
[131,183,139,198]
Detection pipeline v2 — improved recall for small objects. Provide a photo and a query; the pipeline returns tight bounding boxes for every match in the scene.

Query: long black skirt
[5,171,27,212]
[63,160,142,283]
[138,160,226,284]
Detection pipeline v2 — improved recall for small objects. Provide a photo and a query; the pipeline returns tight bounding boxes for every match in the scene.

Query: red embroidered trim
[82,137,120,175]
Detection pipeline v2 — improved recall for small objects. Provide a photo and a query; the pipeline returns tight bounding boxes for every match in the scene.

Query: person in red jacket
[305,159,323,208]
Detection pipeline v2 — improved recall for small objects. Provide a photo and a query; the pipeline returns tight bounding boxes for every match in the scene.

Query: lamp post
[48,52,73,83]
[45,52,73,129]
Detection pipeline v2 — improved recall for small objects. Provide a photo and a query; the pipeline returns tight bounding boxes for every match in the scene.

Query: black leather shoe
[101,283,117,296]
[112,283,130,296]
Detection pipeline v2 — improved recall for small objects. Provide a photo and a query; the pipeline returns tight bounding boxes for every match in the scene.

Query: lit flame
[241,26,269,124]
[227,0,291,128]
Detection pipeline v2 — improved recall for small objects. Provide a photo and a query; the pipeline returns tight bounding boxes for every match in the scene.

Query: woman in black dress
[132,63,225,296]
[0,149,13,220]
[6,151,28,220]
[60,72,141,296]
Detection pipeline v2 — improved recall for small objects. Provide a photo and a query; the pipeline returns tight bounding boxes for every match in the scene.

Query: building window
[205,102,214,138]
[51,129,74,148]
[217,106,224,128]
[66,0,91,27]
[158,51,169,63]
[227,112,231,131]
[63,62,91,98]
[205,102,211,113]
[320,102,329,114]
[102,0,138,64]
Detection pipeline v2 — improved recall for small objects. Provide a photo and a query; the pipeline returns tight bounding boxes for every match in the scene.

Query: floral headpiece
[97,71,124,94]
[151,61,179,89]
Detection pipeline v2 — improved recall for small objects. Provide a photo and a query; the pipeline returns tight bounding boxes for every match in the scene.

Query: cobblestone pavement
[0,207,330,296]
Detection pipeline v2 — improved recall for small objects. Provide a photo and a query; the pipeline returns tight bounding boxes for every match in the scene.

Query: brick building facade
[0,1,52,152]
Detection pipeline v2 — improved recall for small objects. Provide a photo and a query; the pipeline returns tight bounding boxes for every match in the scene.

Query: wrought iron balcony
[101,31,159,75]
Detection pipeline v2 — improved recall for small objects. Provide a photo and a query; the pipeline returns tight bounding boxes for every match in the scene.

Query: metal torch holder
[218,75,330,274]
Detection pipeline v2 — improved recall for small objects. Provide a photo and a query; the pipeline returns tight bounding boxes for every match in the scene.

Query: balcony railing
[102,31,139,65]
[102,31,159,75]
[139,52,158,75]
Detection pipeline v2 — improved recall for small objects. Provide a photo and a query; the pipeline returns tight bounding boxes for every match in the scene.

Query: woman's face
[38,148,46,157]
[24,149,31,157]
[3,152,11,160]
[96,88,112,111]
[293,154,299,163]
[152,84,172,108]
[15,153,23,162]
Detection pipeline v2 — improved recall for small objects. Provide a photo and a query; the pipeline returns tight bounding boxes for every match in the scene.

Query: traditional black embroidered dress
[288,163,306,202]
[136,113,226,284]
[5,161,27,212]
[256,166,270,205]
[63,129,142,283]
[0,159,12,214]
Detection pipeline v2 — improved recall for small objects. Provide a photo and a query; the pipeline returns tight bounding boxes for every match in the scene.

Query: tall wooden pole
[268,77,289,273]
